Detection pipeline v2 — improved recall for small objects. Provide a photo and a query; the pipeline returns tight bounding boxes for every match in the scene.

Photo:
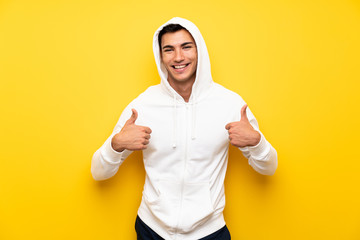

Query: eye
[164,49,173,52]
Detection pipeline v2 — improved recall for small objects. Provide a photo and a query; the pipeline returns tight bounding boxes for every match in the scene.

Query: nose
[174,48,185,62]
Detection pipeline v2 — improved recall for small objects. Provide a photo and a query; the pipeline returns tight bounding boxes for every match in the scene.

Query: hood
[153,17,213,103]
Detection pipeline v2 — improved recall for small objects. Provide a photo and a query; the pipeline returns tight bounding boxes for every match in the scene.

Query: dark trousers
[135,215,231,240]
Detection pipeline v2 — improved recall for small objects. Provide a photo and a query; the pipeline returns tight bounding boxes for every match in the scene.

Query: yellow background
[1,0,359,239]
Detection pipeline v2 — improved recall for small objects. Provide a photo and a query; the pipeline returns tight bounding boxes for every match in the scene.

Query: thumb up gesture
[111,109,152,152]
[225,104,261,148]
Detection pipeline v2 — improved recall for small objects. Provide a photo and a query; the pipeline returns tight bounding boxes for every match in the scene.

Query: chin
[172,76,193,83]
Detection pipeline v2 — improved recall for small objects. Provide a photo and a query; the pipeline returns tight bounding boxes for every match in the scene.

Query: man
[91,17,277,240]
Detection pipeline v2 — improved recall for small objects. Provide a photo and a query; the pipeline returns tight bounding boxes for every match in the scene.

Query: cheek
[161,53,172,64]
[189,51,197,61]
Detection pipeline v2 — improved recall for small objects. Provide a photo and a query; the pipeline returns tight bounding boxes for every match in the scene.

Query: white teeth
[174,65,187,69]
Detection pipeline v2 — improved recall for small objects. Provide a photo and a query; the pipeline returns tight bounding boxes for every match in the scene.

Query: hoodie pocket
[143,180,181,230]
[144,180,214,233]
[143,180,215,232]
[178,181,215,232]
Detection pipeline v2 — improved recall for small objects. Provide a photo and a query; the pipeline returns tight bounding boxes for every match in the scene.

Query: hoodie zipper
[174,102,190,239]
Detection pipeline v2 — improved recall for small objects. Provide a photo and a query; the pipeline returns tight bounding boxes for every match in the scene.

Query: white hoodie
[91,17,277,239]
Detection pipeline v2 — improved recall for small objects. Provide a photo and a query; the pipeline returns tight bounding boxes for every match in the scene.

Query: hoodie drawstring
[191,95,196,140]
[172,94,177,148]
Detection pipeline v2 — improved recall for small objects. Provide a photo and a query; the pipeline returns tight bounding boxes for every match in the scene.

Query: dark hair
[158,24,186,49]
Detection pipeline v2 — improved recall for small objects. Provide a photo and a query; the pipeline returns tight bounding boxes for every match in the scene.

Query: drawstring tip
[172,144,176,148]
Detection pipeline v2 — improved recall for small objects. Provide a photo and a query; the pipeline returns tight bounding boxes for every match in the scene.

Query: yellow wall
[1,0,359,239]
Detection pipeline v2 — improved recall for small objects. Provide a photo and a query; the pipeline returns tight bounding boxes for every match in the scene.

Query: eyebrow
[162,42,195,49]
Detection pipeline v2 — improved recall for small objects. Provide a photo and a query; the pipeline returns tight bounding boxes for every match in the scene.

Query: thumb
[240,104,249,122]
[126,108,138,125]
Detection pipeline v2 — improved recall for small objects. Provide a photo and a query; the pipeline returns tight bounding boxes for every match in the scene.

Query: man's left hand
[225,104,261,148]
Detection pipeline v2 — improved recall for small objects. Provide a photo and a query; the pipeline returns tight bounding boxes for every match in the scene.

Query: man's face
[160,29,198,85]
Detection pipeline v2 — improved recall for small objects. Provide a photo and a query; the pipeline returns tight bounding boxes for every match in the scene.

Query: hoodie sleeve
[91,106,133,181]
[239,107,278,176]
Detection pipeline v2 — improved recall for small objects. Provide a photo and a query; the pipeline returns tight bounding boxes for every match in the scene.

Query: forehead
[161,29,196,47]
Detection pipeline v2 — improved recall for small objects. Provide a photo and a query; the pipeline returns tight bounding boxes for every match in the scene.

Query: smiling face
[160,29,198,87]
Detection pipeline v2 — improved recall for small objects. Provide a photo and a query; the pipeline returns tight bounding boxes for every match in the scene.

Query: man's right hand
[111,109,152,152]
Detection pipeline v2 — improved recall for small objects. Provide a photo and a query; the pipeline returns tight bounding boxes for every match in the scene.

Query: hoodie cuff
[240,133,270,160]
[100,138,123,164]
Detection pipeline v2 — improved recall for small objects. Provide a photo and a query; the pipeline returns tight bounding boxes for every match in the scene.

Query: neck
[168,78,195,102]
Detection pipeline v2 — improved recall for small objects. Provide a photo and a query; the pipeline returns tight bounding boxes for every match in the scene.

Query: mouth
[172,63,190,72]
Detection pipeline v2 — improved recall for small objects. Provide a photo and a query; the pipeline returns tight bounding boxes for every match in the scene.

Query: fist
[225,104,261,148]
[111,109,152,152]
